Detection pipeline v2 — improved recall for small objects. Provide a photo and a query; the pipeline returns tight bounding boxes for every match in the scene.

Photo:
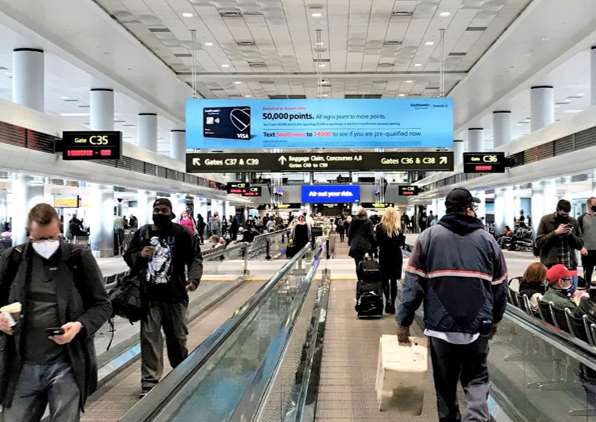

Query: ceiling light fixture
[311,12,323,18]
[398,94,406,97]
[318,63,327,68]
[405,80,413,83]
[414,63,422,67]
[439,12,451,17]
[221,64,230,68]
[234,81,242,85]
[182,12,193,18]
[244,94,252,98]
[565,109,583,113]
[425,41,434,46]
[204,42,214,46]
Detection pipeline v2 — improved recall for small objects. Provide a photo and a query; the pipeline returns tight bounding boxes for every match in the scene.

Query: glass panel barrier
[120,240,324,422]
[489,307,596,421]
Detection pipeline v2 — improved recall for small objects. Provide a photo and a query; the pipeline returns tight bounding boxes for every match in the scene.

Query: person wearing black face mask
[123,198,203,398]
[578,197,596,287]
[535,199,583,279]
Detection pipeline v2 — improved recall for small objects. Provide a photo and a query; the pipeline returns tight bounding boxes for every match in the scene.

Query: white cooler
[375,334,429,414]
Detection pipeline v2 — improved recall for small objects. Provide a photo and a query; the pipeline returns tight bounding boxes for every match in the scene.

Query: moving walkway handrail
[120,240,318,422]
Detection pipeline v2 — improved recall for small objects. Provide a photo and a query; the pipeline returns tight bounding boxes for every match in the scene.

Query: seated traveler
[542,264,578,310]
[519,262,547,309]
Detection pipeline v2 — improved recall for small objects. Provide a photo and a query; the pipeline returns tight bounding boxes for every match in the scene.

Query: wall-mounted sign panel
[463,152,506,173]
[241,186,262,197]
[398,185,420,196]
[360,202,395,209]
[187,151,453,173]
[62,131,122,160]
[186,98,453,149]
[226,182,249,194]
[301,185,360,204]
[54,196,80,208]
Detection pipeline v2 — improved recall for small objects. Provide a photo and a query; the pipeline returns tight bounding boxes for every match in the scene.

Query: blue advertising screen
[301,185,360,204]
[186,98,453,149]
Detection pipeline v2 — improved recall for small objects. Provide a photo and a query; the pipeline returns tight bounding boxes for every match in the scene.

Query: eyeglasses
[561,277,572,282]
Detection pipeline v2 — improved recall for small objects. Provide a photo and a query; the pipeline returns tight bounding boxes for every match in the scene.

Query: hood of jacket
[438,212,484,236]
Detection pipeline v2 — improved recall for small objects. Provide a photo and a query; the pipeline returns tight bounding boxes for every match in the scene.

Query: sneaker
[139,386,153,399]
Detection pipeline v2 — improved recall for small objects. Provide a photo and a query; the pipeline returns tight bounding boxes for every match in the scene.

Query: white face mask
[32,240,60,260]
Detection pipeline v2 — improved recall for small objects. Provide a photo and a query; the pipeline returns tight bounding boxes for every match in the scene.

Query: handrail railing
[120,240,320,422]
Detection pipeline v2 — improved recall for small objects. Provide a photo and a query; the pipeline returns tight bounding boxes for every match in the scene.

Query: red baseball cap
[546,264,577,284]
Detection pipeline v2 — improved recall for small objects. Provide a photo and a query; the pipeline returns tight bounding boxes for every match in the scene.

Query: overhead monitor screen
[301,185,360,204]
[186,98,453,150]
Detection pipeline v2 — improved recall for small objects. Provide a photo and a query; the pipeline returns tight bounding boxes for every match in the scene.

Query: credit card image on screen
[203,106,251,140]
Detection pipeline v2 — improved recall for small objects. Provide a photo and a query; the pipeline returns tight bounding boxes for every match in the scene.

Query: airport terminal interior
[1,0,596,421]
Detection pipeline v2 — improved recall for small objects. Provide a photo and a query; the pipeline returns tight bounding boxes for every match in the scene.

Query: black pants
[382,276,398,308]
[430,336,490,422]
[582,250,596,286]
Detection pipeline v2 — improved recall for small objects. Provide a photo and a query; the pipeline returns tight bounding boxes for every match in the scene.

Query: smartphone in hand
[46,327,65,336]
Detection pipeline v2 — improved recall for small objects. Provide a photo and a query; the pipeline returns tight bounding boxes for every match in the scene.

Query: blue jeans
[1,361,80,422]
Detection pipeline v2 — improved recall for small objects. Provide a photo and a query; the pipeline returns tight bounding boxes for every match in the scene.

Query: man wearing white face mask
[0,203,111,422]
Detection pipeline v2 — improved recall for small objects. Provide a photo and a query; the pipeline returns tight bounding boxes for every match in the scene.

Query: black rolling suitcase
[355,257,384,319]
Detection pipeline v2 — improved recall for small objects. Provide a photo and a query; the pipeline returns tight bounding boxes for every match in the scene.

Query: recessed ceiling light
[439,12,451,17]
[221,64,230,68]
[540,36,549,41]
[405,80,413,83]
[565,109,583,113]
[398,94,406,97]
[204,42,214,47]
[234,81,242,85]
[311,12,323,18]
[315,41,325,46]
[182,12,193,18]
[244,94,252,98]
[318,63,327,68]
[425,41,434,46]
[414,63,422,67]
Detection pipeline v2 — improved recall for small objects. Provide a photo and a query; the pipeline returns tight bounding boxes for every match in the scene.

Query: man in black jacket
[124,198,203,398]
[536,199,583,278]
[0,203,111,422]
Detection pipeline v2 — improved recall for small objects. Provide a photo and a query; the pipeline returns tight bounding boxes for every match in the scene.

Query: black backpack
[109,226,150,323]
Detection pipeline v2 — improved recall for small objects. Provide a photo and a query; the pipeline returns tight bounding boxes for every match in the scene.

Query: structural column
[467,128,483,152]
[12,48,44,111]
[138,113,157,151]
[136,190,155,226]
[530,85,554,131]
[590,45,596,105]
[492,111,511,149]
[170,130,186,161]
[87,184,114,257]
[90,88,114,130]
[453,139,464,169]
[10,175,45,245]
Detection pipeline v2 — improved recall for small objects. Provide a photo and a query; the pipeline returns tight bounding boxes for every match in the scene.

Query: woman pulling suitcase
[375,207,405,314]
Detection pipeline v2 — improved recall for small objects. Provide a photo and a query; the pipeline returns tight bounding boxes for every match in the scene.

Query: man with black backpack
[124,198,203,398]
[0,203,111,422]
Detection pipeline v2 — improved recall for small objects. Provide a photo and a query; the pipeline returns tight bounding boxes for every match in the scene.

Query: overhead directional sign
[226,182,249,194]
[463,152,506,173]
[61,131,122,160]
[186,151,453,173]
[399,185,420,196]
[242,186,262,197]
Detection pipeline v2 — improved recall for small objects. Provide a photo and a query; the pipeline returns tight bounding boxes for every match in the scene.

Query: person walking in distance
[579,197,596,287]
[124,198,203,398]
[0,204,111,422]
[348,207,375,277]
[375,207,405,314]
[396,188,508,422]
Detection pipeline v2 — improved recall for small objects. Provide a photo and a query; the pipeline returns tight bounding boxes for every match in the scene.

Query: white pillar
[136,190,155,226]
[467,128,483,152]
[138,113,157,152]
[531,85,554,131]
[590,45,596,105]
[492,111,511,149]
[9,175,45,244]
[170,130,186,161]
[12,48,44,111]
[453,139,464,169]
[90,88,114,131]
[87,184,114,257]
[173,194,187,220]
[494,188,506,232]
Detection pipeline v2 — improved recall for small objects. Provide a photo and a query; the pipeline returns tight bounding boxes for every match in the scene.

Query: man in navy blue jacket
[396,188,508,422]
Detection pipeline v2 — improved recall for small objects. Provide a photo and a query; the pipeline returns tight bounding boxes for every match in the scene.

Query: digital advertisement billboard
[301,185,360,204]
[186,98,453,150]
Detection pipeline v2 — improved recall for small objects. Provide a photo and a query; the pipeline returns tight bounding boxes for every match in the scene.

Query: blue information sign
[186,98,453,149]
[301,185,360,204]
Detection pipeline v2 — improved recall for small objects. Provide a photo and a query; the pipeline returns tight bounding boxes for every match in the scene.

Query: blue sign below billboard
[186,98,453,150]
[301,185,360,204]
